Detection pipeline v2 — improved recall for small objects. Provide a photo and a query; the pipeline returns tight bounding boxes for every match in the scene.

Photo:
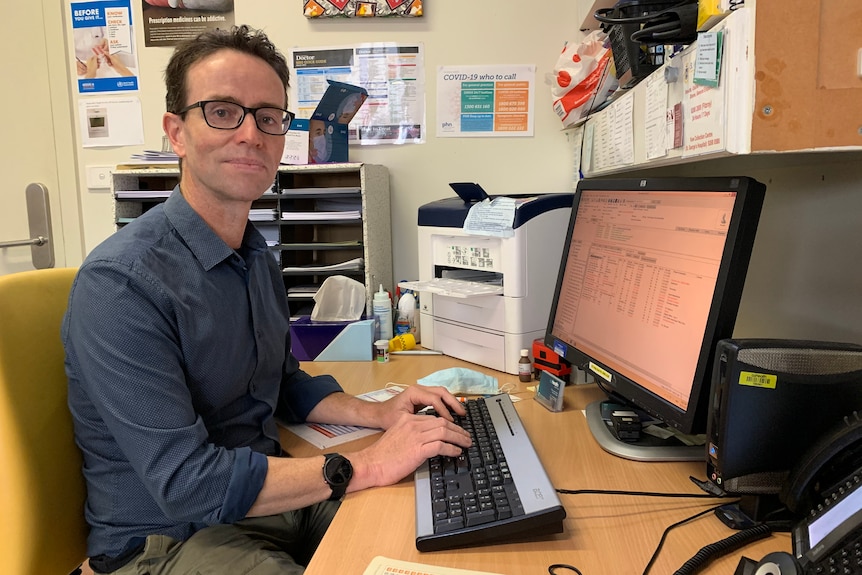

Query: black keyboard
[414,394,566,552]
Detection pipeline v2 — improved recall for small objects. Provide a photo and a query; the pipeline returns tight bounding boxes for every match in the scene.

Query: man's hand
[306,385,467,432]
[347,410,472,492]
[375,384,466,429]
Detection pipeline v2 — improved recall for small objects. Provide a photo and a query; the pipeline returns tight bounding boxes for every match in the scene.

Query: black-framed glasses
[177,100,295,136]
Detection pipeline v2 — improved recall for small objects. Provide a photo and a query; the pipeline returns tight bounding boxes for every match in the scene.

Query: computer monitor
[544,176,766,461]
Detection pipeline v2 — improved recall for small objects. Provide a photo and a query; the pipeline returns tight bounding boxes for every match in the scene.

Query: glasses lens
[202,101,244,129]
[255,108,291,135]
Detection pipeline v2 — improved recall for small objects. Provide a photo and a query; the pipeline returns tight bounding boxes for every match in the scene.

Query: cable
[642,503,729,575]
[554,488,739,575]
[549,565,584,575]
[672,523,772,575]
[557,487,725,499]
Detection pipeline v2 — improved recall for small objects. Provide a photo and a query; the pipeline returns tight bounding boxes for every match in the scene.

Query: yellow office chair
[0,268,89,574]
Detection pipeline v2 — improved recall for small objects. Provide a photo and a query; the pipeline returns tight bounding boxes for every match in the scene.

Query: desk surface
[281,356,790,574]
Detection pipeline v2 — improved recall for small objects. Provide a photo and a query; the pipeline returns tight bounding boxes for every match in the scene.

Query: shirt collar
[163,187,268,271]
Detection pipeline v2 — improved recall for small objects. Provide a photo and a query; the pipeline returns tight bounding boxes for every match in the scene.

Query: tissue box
[282,80,367,165]
[290,317,374,361]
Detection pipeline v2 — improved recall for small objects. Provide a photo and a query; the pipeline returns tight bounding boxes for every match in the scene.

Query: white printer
[403,192,574,375]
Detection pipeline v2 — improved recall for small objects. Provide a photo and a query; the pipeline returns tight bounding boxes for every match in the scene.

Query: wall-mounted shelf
[578,0,862,177]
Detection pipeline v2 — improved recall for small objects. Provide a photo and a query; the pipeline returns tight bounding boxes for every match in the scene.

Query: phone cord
[673,523,773,575]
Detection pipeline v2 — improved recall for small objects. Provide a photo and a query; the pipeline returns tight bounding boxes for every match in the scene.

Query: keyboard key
[435,517,465,533]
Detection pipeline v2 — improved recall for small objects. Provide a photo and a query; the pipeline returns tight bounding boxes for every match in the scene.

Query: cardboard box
[290,317,374,361]
[281,80,368,165]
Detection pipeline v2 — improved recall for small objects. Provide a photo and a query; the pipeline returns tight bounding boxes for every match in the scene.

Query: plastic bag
[310,275,366,321]
[550,30,618,127]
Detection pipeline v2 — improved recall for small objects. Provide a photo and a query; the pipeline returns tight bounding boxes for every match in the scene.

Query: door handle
[0,183,54,269]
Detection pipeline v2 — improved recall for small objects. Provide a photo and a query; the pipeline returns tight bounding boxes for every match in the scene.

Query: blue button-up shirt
[62,188,343,559]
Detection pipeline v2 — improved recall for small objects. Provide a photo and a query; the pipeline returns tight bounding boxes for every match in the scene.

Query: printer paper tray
[398,278,503,299]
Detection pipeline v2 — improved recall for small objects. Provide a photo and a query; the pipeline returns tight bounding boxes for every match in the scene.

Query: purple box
[289,316,374,361]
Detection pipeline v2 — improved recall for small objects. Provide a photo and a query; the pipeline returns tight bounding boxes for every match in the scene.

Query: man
[63,25,471,575]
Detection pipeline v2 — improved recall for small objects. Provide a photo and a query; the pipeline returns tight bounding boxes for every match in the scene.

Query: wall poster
[72,0,139,94]
[291,43,425,145]
[436,65,536,138]
[142,0,235,47]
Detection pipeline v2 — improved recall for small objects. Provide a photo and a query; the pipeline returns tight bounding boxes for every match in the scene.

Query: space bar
[466,509,496,527]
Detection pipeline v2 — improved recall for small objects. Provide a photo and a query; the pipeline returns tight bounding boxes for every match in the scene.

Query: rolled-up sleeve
[275,351,342,423]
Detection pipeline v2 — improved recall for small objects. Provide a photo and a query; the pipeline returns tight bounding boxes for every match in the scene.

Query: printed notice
[682,46,726,157]
[437,65,535,137]
[644,71,669,160]
[291,43,425,145]
[71,0,139,94]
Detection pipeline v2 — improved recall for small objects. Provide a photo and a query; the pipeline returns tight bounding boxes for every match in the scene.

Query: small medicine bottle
[518,349,532,382]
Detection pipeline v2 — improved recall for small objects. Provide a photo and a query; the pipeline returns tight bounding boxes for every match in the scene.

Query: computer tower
[706,338,862,495]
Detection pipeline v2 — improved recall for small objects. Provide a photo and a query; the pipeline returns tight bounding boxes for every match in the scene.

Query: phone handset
[747,412,862,574]
[782,411,862,515]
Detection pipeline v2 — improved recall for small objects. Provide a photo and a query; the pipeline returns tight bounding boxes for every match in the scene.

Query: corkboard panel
[751,0,862,152]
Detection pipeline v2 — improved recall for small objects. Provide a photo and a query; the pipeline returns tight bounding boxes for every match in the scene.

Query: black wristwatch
[322,453,353,501]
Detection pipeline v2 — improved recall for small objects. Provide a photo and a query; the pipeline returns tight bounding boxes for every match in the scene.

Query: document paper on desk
[281,386,403,449]
[364,556,504,575]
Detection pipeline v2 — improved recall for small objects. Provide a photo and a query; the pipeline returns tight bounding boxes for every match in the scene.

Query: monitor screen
[545,176,765,461]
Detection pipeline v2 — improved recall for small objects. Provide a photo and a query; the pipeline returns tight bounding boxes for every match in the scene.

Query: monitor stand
[585,400,705,462]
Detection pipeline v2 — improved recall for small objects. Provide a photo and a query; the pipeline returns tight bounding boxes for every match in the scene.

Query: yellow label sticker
[589,362,612,382]
[738,371,777,389]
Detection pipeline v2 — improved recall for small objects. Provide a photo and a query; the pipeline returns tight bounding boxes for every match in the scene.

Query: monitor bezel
[544,176,766,436]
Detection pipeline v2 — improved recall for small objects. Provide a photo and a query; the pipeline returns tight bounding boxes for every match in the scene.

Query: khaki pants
[100,501,339,575]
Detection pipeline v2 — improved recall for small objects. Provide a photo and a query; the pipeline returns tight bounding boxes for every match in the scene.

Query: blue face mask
[417,367,499,396]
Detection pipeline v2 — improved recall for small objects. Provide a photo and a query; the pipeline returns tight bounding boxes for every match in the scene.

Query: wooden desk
[281,356,791,574]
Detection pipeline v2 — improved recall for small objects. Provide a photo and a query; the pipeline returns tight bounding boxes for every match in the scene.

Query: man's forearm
[305,391,386,428]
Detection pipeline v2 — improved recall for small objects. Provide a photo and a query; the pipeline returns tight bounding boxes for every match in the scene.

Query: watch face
[326,455,353,484]
[324,454,353,500]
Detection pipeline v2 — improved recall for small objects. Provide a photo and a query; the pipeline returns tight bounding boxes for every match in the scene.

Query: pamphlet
[363,556,505,575]
[281,385,404,449]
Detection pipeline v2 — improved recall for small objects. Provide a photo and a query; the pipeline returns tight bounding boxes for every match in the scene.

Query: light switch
[86,165,113,189]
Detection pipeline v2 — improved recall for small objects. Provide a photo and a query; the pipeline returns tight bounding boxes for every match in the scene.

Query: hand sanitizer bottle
[372,284,393,341]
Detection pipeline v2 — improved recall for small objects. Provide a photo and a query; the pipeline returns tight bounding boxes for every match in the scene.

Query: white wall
[71,1,588,283]
[64,1,862,345]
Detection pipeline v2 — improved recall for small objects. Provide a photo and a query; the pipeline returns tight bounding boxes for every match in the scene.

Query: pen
[390,350,443,355]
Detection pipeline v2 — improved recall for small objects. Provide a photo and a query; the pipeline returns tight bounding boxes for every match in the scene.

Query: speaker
[706,338,862,495]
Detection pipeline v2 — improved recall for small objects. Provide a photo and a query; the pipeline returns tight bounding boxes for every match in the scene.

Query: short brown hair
[164,25,290,114]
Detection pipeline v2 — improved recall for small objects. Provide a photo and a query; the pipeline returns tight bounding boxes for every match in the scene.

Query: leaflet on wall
[78,96,145,147]
[644,70,669,160]
[436,65,535,138]
[586,89,635,171]
[71,0,140,94]
[681,43,727,157]
[290,43,426,145]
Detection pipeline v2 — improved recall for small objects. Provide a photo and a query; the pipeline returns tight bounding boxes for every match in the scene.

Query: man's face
[309,120,325,138]
[164,49,286,205]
